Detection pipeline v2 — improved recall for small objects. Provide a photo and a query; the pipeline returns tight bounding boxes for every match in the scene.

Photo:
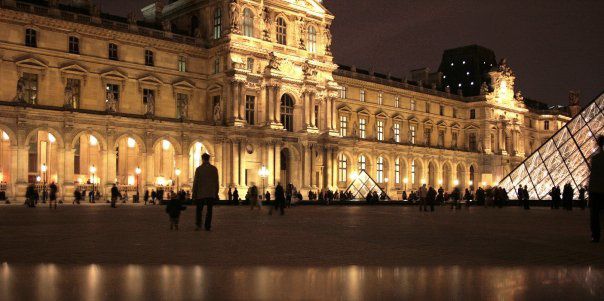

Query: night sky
[95,0,604,106]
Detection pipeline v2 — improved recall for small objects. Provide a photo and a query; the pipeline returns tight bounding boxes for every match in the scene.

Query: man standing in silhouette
[589,136,604,243]
[192,153,219,231]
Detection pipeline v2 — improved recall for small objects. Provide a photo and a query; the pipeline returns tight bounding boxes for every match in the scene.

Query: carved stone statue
[324,24,332,54]
[64,83,74,108]
[106,91,117,112]
[480,82,489,95]
[569,90,580,106]
[213,102,222,124]
[262,7,271,41]
[514,90,524,102]
[497,58,514,76]
[267,52,281,70]
[229,0,241,33]
[15,77,25,102]
[144,93,155,116]
[302,60,316,77]
[352,121,358,137]
[177,96,188,120]
[162,20,171,32]
[298,17,306,49]
[127,12,137,25]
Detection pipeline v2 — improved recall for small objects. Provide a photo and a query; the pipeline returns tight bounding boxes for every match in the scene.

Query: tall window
[411,160,416,184]
[339,115,348,137]
[177,93,188,119]
[470,109,476,119]
[425,102,430,113]
[439,105,445,116]
[276,17,287,45]
[377,120,384,141]
[338,154,347,182]
[409,125,416,144]
[307,26,317,53]
[68,36,79,54]
[340,86,347,99]
[245,95,255,125]
[247,58,254,71]
[106,83,120,103]
[145,50,154,66]
[438,130,445,147]
[395,158,400,184]
[25,28,37,47]
[393,123,400,143]
[395,96,400,108]
[376,157,384,183]
[378,92,383,105]
[213,57,220,74]
[360,90,365,102]
[410,99,416,110]
[66,78,81,108]
[314,105,319,128]
[213,8,222,39]
[452,132,458,149]
[281,94,294,132]
[469,133,477,151]
[178,56,187,72]
[424,128,432,146]
[108,43,119,60]
[359,118,367,139]
[74,139,81,175]
[358,155,366,172]
[243,8,254,37]
[143,89,154,113]
[453,108,458,118]
[544,120,550,130]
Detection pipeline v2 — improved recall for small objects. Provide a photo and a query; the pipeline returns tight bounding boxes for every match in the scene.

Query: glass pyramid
[345,170,388,200]
[499,92,604,200]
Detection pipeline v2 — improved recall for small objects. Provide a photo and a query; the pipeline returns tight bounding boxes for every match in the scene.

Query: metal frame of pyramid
[345,170,390,200]
[499,92,604,200]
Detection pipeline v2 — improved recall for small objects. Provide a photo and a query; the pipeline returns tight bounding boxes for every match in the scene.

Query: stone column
[310,93,316,128]
[14,146,27,201]
[265,85,274,125]
[330,98,337,131]
[106,149,117,187]
[239,82,246,123]
[239,139,246,187]
[266,140,275,187]
[232,81,240,121]
[144,152,154,189]
[303,144,311,189]
[309,144,316,188]
[273,86,281,125]
[63,148,75,202]
[303,92,310,128]
[9,146,18,200]
[499,124,506,154]
[274,142,282,185]
[231,140,239,187]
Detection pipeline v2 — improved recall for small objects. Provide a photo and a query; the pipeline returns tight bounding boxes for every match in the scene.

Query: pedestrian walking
[165,196,186,231]
[110,184,120,208]
[427,186,437,212]
[144,190,149,205]
[249,184,260,210]
[578,186,586,210]
[270,183,285,215]
[562,183,573,210]
[49,182,58,209]
[419,184,428,211]
[233,188,239,206]
[192,153,219,231]
[589,136,604,243]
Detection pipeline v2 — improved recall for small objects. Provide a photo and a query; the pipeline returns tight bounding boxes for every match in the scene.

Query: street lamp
[454,179,460,187]
[438,179,443,186]
[135,166,141,201]
[41,163,47,203]
[175,168,181,192]
[259,165,269,201]
[89,165,97,202]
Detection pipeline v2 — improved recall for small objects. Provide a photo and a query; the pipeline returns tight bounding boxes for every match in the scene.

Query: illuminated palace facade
[0,0,570,201]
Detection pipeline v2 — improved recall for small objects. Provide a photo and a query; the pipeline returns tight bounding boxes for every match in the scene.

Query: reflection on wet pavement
[0,263,602,301]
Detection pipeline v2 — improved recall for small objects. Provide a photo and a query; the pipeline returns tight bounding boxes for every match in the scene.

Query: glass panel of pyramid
[345,170,388,200]
[500,92,604,200]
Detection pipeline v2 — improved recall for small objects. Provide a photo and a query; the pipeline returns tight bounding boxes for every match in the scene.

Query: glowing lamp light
[1,131,9,141]
[258,166,269,178]
[48,133,56,143]
[89,165,96,174]
[156,177,165,186]
[78,177,84,184]
[135,167,141,175]
[403,178,409,184]
[127,137,136,148]
[162,140,171,150]
[0,172,4,182]
[89,135,98,146]
[350,172,359,181]
[494,182,500,187]
[454,179,460,186]
[175,168,181,177]
[41,163,47,173]
[421,179,426,185]
[482,182,487,187]
[438,179,443,185]
[384,178,389,183]
[127,176,135,186]
[36,176,41,182]
[469,180,474,186]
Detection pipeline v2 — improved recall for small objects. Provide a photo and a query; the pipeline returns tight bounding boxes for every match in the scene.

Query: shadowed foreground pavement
[0,205,603,300]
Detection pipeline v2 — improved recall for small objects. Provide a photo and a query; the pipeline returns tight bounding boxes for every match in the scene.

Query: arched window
[395,158,400,184]
[376,156,384,183]
[307,25,317,52]
[276,17,287,45]
[243,8,254,37]
[411,160,416,184]
[213,7,222,39]
[338,154,347,182]
[358,155,366,172]
[280,94,294,132]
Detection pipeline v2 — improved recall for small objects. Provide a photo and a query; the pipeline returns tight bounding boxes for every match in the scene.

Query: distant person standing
[419,184,428,212]
[589,136,604,243]
[578,186,586,210]
[562,183,574,211]
[48,182,58,209]
[228,187,233,204]
[110,184,120,208]
[249,183,260,210]
[192,153,219,231]
[270,183,285,215]
[233,188,240,206]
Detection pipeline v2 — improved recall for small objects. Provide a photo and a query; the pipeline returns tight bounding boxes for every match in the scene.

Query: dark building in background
[438,45,497,96]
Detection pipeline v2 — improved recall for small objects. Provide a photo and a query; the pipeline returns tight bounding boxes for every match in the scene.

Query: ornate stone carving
[229,0,241,33]
[127,12,137,25]
[569,90,580,106]
[514,90,524,102]
[144,92,155,116]
[480,82,489,95]
[15,76,25,102]
[267,52,281,70]
[64,81,75,109]
[302,60,317,78]
[497,58,514,77]
[213,101,222,124]
[324,24,332,54]
[262,7,271,41]
[105,91,117,112]
[298,17,306,49]
[177,96,188,120]
[162,20,171,32]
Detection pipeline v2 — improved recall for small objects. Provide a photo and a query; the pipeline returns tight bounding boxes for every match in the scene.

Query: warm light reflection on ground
[0,264,602,301]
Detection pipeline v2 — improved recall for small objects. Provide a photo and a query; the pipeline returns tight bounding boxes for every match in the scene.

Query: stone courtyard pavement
[0,204,603,300]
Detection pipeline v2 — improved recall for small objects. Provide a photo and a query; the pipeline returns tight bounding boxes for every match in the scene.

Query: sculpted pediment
[279,0,329,15]
[279,59,303,80]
